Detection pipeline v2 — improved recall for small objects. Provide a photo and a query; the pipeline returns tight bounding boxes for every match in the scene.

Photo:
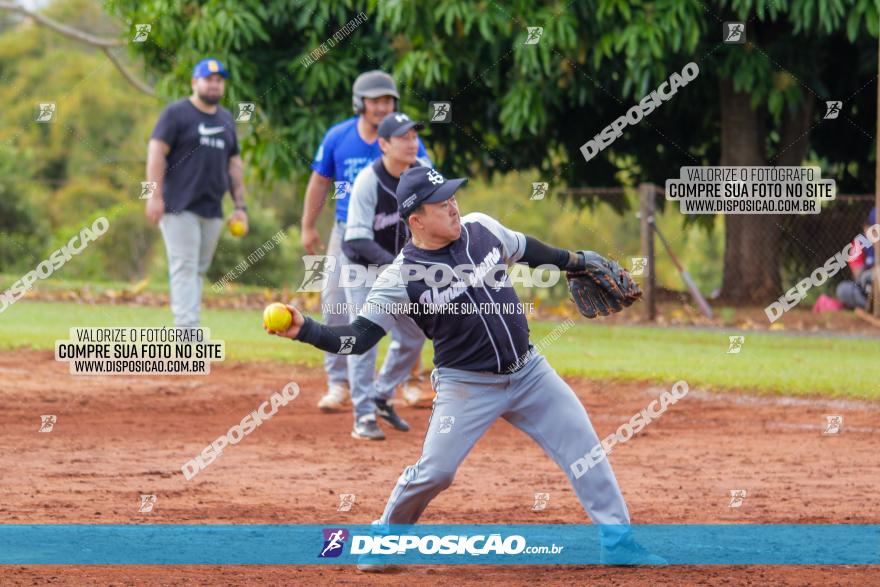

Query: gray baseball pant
[158,211,223,328]
[378,353,631,534]
[836,271,872,310]
[342,274,426,419]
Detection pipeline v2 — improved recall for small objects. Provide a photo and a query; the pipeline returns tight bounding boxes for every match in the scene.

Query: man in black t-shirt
[146,57,248,327]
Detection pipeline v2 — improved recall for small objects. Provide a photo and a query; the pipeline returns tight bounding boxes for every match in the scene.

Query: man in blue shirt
[301,70,429,412]
[339,113,432,440]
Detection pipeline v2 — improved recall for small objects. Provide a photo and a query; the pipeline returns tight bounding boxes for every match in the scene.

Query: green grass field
[3,300,877,399]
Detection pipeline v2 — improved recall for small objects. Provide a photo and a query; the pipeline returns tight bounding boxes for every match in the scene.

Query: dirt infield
[2,349,878,585]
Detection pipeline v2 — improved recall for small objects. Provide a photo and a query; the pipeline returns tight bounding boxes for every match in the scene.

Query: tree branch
[0,0,124,47]
[0,0,156,97]
[101,47,156,97]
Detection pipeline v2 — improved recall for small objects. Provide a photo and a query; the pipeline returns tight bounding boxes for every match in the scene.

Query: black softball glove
[566,251,642,318]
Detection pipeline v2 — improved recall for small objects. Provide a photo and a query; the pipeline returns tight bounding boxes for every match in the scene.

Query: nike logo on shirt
[198,123,226,136]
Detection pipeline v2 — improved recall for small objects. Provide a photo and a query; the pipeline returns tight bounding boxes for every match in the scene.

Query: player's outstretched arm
[518,235,642,318]
[466,213,583,270]
[266,305,387,355]
[520,235,585,270]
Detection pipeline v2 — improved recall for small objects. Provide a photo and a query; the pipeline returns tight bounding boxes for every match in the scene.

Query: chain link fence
[629,183,876,319]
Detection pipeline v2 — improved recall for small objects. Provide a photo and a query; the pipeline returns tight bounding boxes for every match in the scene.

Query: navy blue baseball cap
[396,166,467,218]
[192,58,228,79]
[378,112,424,140]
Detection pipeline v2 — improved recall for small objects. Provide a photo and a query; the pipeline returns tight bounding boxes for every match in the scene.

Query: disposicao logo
[319,528,349,558]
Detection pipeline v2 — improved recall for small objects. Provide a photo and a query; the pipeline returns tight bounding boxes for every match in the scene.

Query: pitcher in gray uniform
[267,166,665,569]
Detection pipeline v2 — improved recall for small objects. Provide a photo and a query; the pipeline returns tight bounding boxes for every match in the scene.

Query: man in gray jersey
[341,112,432,440]
[268,167,665,569]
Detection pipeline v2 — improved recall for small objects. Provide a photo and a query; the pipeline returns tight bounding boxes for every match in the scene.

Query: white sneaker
[351,413,386,441]
[356,520,393,571]
[401,381,434,409]
[356,562,391,573]
[317,382,350,412]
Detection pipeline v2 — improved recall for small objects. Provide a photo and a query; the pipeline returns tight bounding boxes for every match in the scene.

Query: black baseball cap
[396,166,467,218]
[378,112,424,140]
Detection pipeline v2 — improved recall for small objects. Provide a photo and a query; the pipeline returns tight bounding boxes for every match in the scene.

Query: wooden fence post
[639,183,656,321]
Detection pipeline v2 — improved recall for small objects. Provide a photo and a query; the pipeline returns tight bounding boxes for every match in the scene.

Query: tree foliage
[0,0,159,276]
[6,0,880,297]
[107,1,879,197]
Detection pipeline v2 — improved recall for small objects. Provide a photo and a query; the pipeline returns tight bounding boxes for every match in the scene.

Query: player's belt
[498,344,535,375]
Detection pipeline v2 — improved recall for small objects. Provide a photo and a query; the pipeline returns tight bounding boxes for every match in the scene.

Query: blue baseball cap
[396,166,467,218]
[192,58,228,79]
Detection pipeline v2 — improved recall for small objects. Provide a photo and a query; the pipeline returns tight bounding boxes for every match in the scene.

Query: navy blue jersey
[343,156,432,266]
[359,213,530,373]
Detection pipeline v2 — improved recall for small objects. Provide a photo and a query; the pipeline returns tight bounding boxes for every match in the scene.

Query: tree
[0,0,161,278]
[92,1,880,301]
[105,0,628,185]
[0,0,155,95]
[588,0,880,302]
[0,144,46,272]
